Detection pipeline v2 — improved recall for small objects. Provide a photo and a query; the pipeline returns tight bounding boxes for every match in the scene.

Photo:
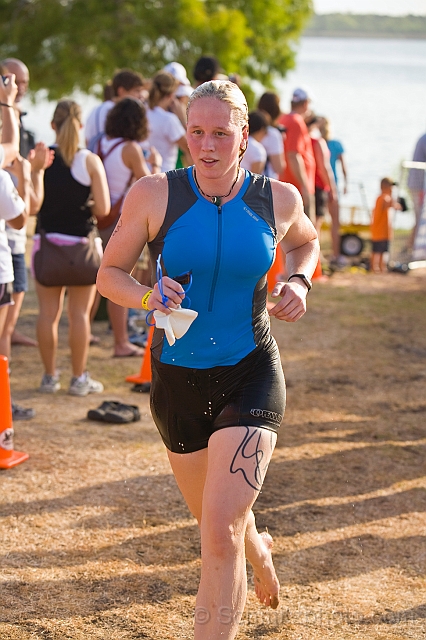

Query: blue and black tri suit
[148,167,286,453]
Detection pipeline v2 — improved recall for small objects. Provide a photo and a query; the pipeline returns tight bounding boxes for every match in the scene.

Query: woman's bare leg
[0,305,9,342]
[67,285,96,377]
[107,299,143,357]
[0,291,34,360]
[328,197,341,259]
[168,426,278,640]
[35,282,65,375]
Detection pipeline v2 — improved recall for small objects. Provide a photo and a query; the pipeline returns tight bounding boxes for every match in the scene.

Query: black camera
[397,196,408,212]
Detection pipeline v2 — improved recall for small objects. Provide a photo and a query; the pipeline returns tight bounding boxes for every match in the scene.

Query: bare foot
[113,343,144,358]
[252,532,280,609]
[11,330,38,347]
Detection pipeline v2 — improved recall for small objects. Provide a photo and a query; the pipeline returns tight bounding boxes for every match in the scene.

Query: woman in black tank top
[33,100,110,397]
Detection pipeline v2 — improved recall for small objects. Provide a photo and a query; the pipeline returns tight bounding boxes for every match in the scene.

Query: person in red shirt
[279,88,315,219]
[306,114,338,240]
[371,177,401,273]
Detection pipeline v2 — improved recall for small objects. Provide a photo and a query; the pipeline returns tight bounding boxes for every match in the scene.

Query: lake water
[275,37,426,226]
[21,37,426,226]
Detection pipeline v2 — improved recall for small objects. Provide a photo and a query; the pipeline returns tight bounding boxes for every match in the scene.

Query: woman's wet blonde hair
[187,80,249,160]
[52,100,82,166]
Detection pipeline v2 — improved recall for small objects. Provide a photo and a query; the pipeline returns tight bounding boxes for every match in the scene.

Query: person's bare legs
[408,189,424,250]
[314,215,323,241]
[371,252,384,274]
[0,290,38,354]
[328,197,341,259]
[35,282,65,375]
[11,328,38,346]
[89,290,102,344]
[0,305,9,343]
[67,285,96,377]
[107,299,143,357]
[168,426,278,640]
[0,293,23,359]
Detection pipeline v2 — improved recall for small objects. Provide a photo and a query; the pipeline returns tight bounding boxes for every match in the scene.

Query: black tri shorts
[150,336,286,454]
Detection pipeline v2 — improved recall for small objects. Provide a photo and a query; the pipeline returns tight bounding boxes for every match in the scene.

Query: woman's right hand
[147,276,185,314]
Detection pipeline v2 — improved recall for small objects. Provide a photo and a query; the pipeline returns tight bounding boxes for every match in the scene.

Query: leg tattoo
[230,427,272,491]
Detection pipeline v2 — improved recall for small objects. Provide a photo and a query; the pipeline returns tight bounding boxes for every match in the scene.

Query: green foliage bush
[0,0,313,98]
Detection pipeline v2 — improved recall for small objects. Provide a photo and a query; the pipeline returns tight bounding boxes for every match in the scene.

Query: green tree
[0,0,312,98]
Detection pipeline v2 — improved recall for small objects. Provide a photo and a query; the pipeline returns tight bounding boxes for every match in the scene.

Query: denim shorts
[12,253,28,293]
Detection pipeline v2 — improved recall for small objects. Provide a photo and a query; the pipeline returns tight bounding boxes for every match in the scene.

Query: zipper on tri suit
[208,204,223,312]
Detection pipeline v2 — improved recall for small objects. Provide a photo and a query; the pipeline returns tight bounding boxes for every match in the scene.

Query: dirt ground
[1,268,425,640]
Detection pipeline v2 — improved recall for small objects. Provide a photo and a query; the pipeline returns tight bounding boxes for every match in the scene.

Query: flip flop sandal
[105,401,141,422]
[87,401,115,422]
[103,405,135,424]
[87,401,141,423]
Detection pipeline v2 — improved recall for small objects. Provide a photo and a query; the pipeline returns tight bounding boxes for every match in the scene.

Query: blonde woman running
[98,81,319,639]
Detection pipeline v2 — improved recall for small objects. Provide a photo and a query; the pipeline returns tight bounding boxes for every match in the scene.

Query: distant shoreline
[303,32,426,40]
[304,13,426,40]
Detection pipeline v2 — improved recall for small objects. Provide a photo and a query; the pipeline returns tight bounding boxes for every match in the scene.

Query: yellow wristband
[141,289,153,311]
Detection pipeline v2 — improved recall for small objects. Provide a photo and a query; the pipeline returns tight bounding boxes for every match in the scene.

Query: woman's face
[187,97,247,180]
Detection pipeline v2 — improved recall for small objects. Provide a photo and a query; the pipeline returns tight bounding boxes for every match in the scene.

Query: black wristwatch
[288,273,312,292]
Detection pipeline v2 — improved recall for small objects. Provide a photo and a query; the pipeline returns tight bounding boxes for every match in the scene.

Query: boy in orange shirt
[371,177,401,273]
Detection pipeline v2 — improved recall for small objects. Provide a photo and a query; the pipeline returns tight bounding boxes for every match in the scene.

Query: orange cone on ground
[267,247,285,294]
[126,325,153,392]
[312,257,323,280]
[0,355,29,469]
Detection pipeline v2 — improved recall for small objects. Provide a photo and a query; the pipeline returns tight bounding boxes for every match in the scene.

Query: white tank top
[70,148,91,186]
[99,137,132,204]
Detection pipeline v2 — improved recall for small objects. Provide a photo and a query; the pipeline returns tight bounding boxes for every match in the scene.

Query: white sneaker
[39,373,61,394]
[68,372,104,397]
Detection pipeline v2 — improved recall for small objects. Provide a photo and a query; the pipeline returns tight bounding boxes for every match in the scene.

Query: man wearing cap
[371,177,401,273]
[163,62,193,101]
[162,62,193,129]
[279,88,315,219]
[162,62,194,170]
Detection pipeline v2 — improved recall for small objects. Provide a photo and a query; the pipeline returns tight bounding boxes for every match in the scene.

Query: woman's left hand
[268,281,308,322]
[147,276,185,315]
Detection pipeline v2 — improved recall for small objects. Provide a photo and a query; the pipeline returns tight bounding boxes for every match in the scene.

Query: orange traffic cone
[126,326,153,392]
[267,247,285,294]
[0,355,29,469]
[312,257,325,280]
